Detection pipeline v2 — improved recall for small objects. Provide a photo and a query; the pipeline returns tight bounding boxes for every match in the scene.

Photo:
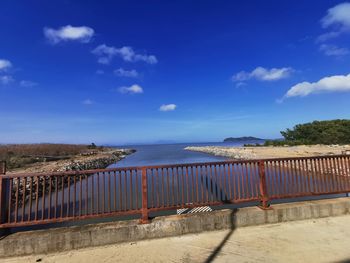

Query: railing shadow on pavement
[204,207,237,263]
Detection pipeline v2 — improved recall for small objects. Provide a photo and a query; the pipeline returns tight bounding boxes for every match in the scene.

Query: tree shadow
[204,207,237,263]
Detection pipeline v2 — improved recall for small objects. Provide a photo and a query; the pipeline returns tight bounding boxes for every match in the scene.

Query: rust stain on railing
[0,155,349,228]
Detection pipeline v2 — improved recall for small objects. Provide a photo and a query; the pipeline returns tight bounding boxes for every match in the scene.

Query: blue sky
[1,0,350,145]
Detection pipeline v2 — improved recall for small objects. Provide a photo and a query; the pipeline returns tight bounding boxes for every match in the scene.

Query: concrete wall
[1,197,350,258]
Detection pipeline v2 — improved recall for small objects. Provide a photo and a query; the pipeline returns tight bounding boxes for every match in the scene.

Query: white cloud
[159,104,177,112]
[0,75,14,85]
[321,2,350,29]
[0,59,12,71]
[82,99,94,105]
[92,44,157,65]
[232,67,293,82]
[317,3,350,43]
[118,84,143,94]
[319,44,349,57]
[114,68,139,77]
[44,25,94,44]
[20,80,37,87]
[282,73,350,99]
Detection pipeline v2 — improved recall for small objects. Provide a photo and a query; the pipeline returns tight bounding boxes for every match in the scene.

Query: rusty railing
[0,155,349,228]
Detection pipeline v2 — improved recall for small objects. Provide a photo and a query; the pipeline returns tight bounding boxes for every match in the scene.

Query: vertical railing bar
[151,168,154,208]
[345,156,350,191]
[332,157,341,191]
[21,177,26,222]
[161,168,165,207]
[214,165,219,201]
[342,156,350,191]
[299,159,307,193]
[265,161,272,197]
[337,157,344,191]
[224,165,230,200]
[97,172,100,214]
[240,163,245,199]
[155,168,159,208]
[28,177,33,222]
[41,176,46,220]
[183,166,188,205]
[321,157,329,193]
[194,165,200,203]
[254,162,259,198]
[48,176,52,220]
[236,164,241,200]
[281,160,287,195]
[290,160,297,195]
[248,162,255,199]
[123,171,127,211]
[54,176,58,219]
[177,167,181,206]
[15,177,19,223]
[67,176,71,217]
[85,173,89,216]
[91,174,95,214]
[166,168,170,207]
[73,175,77,217]
[7,179,13,223]
[140,167,149,223]
[129,170,132,211]
[108,172,111,213]
[79,175,83,216]
[60,176,64,218]
[208,165,213,202]
[103,172,106,213]
[227,164,232,200]
[118,171,122,211]
[318,158,326,193]
[35,176,39,220]
[171,168,174,206]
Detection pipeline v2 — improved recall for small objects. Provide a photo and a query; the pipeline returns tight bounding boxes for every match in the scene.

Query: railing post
[258,161,270,210]
[140,167,150,224]
[0,162,10,236]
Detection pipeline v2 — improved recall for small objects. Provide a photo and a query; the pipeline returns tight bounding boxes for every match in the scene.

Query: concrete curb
[1,197,350,258]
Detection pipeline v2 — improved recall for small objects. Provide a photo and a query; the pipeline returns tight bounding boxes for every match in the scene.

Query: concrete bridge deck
[4,214,350,263]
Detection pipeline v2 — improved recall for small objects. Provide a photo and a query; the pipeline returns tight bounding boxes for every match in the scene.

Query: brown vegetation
[0,143,103,169]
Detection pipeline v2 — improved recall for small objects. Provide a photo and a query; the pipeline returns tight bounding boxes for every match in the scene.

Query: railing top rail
[3,154,349,179]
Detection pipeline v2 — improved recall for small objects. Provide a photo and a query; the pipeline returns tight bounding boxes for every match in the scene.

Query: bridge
[1,155,349,229]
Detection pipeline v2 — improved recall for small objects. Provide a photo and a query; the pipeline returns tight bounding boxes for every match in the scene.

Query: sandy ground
[185,145,350,160]
[4,215,350,263]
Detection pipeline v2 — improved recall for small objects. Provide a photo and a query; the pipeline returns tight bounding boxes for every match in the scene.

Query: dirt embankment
[7,148,136,174]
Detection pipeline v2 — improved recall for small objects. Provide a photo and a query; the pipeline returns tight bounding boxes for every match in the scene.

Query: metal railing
[0,155,349,228]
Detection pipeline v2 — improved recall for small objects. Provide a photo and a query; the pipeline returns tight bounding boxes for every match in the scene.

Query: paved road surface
[4,215,350,263]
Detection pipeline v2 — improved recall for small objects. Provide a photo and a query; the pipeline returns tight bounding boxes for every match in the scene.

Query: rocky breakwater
[56,149,136,172]
[184,146,255,160]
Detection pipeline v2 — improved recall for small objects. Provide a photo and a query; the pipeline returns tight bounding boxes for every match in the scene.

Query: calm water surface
[109,141,251,167]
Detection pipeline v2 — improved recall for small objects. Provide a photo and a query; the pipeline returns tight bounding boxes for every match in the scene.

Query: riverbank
[7,148,136,174]
[185,145,350,160]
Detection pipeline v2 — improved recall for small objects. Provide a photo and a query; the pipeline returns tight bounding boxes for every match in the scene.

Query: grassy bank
[0,143,102,170]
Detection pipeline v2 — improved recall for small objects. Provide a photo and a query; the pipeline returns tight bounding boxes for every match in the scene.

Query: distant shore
[185,145,350,160]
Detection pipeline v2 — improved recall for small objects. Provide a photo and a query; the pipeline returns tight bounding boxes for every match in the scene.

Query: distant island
[223,136,264,142]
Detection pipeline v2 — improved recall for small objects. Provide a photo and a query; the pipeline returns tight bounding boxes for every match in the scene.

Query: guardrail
[0,155,349,228]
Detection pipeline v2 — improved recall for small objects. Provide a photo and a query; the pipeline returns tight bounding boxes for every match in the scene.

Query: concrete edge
[1,197,350,258]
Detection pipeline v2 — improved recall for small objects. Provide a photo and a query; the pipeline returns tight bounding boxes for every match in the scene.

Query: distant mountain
[223,136,265,142]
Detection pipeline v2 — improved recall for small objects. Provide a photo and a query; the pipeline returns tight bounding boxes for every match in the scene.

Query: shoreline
[185,145,350,160]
